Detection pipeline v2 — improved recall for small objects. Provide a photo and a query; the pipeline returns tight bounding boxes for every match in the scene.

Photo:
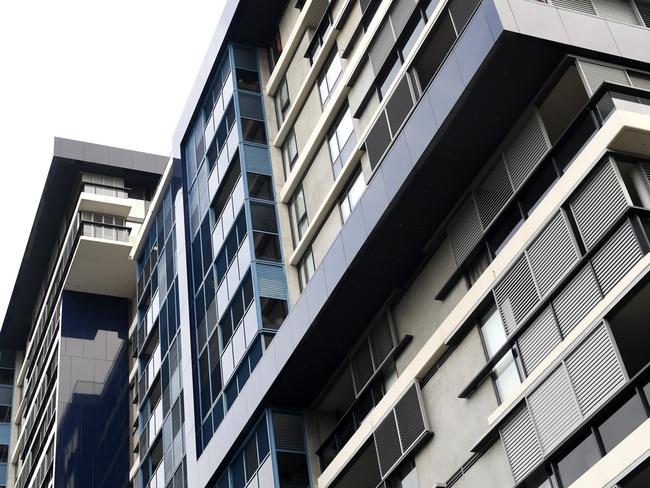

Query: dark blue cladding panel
[429,54,466,124]
[56,291,130,488]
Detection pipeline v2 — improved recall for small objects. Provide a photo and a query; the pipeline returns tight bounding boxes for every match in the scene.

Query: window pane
[336,110,354,150]
[481,308,507,357]
[556,433,602,488]
[597,394,647,453]
[493,351,521,402]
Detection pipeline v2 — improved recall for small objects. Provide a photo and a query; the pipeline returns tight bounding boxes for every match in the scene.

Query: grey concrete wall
[312,206,343,266]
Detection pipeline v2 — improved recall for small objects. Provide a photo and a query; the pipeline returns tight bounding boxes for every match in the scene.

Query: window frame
[318,48,343,107]
[289,185,309,247]
[339,167,366,223]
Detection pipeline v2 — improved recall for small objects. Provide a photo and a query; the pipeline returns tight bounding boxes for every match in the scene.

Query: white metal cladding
[569,158,630,251]
[474,158,514,229]
[592,0,642,25]
[528,366,582,453]
[394,383,427,453]
[518,306,562,375]
[369,20,396,76]
[374,412,402,477]
[577,60,631,95]
[447,196,484,265]
[550,0,596,16]
[499,405,544,483]
[502,111,550,190]
[526,211,580,297]
[591,219,644,295]
[493,255,541,336]
[552,263,603,338]
[565,323,626,417]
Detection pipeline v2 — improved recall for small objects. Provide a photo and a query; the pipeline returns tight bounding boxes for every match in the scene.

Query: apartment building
[0,139,167,488]
[5,1,650,488]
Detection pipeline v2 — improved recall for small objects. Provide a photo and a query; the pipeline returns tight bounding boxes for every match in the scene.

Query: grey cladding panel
[528,366,582,453]
[569,159,629,250]
[374,412,402,477]
[474,158,514,229]
[447,197,483,265]
[592,0,641,25]
[518,306,562,375]
[552,264,602,337]
[494,255,541,335]
[565,323,626,416]
[577,60,631,95]
[394,384,426,452]
[502,111,550,190]
[500,405,543,483]
[526,211,580,297]
[591,219,643,295]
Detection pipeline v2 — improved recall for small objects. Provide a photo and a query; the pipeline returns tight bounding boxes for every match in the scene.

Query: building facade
[5,1,650,488]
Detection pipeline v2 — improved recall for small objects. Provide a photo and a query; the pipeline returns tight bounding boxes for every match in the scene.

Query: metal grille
[591,219,643,295]
[577,60,631,95]
[565,323,626,416]
[636,1,650,26]
[526,211,579,297]
[369,314,395,367]
[272,413,305,451]
[518,306,562,374]
[528,366,582,453]
[570,159,629,250]
[394,384,426,452]
[474,158,514,228]
[351,341,375,394]
[369,20,396,75]
[500,405,543,483]
[592,0,641,24]
[502,111,550,190]
[552,264,603,337]
[256,263,288,300]
[551,0,596,15]
[629,71,650,91]
[494,255,541,335]
[374,413,402,477]
[447,197,483,265]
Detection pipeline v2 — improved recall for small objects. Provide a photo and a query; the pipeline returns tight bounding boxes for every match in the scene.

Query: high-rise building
[5,1,650,488]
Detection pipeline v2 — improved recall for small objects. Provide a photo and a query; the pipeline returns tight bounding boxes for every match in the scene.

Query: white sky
[0,0,226,319]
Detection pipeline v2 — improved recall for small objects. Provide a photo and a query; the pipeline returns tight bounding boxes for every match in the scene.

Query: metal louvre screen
[493,255,541,336]
[528,366,582,453]
[551,0,596,16]
[447,197,483,265]
[256,263,288,300]
[373,383,429,478]
[518,306,562,375]
[590,219,644,295]
[500,405,543,483]
[369,313,395,367]
[394,384,426,452]
[636,1,650,27]
[629,72,650,91]
[500,319,627,482]
[502,111,550,190]
[565,323,626,417]
[552,264,603,337]
[592,0,641,25]
[351,341,375,394]
[577,60,631,95]
[474,158,514,229]
[569,158,630,250]
[374,412,402,477]
[272,413,305,451]
[525,211,580,297]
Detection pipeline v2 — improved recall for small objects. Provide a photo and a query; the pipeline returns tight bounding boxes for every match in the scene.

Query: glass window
[282,130,299,177]
[379,55,402,100]
[289,186,308,246]
[597,393,647,453]
[275,77,290,125]
[268,31,283,72]
[299,248,316,291]
[318,49,342,106]
[340,169,366,223]
[480,308,507,357]
[487,206,524,257]
[327,108,355,177]
[556,433,602,488]
[644,379,650,405]
[236,68,260,93]
[241,119,267,145]
[493,351,521,402]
